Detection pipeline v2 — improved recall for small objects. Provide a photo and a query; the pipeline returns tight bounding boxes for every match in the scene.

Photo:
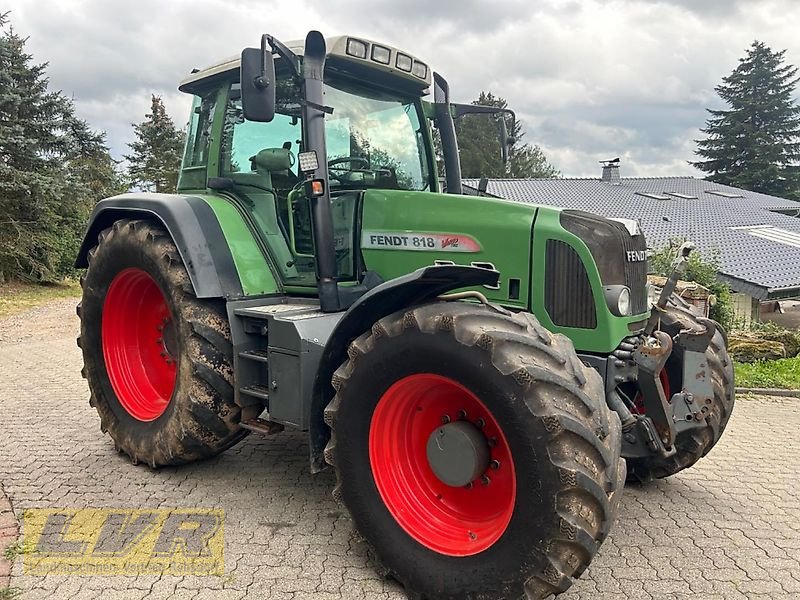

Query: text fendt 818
[75,31,735,599]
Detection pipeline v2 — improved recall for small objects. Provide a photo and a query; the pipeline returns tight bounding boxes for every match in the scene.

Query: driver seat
[249,148,293,189]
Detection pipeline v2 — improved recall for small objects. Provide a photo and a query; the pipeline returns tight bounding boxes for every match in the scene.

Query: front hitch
[621,240,718,460]
[632,331,675,455]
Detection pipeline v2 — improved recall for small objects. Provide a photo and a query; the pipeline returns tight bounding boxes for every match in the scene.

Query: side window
[183,93,217,168]
[179,91,217,191]
[220,83,301,176]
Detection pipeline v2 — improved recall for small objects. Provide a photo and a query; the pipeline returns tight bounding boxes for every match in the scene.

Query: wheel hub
[426,421,490,487]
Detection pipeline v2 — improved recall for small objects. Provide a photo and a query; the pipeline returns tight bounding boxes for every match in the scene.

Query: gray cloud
[6,0,800,177]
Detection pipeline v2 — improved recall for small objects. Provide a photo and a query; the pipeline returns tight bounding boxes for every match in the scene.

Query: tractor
[75,31,735,599]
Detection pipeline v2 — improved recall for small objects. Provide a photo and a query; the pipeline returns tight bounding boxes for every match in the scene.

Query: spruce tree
[692,41,800,198]
[125,95,185,193]
[0,12,120,281]
[454,91,560,179]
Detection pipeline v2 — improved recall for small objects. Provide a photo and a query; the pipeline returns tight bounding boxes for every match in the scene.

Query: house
[463,163,800,326]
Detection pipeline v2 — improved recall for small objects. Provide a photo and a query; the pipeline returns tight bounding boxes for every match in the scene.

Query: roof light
[706,190,743,198]
[396,53,413,72]
[411,60,428,79]
[666,192,697,200]
[371,44,391,65]
[732,225,800,248]
[346,38,368,59]
[635,191,671,201]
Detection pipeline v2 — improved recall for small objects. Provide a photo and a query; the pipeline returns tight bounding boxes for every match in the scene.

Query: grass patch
[0,280,80,318]
[2,540,35,562]
[0,587,22,600]
[734,356,800,390]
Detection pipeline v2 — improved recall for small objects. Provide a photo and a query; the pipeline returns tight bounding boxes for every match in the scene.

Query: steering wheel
[328,156,370,171]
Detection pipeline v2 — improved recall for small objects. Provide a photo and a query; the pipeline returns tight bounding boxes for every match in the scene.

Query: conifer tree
[692,41,800,198]
[0,12,120,281]
[125,95,185,193]
[454,91,560,179]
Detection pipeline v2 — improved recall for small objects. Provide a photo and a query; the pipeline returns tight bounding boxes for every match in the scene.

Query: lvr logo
[24,508,224,575]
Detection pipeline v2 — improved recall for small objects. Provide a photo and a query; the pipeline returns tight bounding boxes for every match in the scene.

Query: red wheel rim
[102,268,177,421]
[369,374,516,556]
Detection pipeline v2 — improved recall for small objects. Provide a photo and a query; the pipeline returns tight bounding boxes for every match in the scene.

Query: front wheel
[78,219,247,467]
[324,302,625,599]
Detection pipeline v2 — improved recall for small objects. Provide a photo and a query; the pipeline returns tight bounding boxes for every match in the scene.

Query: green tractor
[75,31,735,599]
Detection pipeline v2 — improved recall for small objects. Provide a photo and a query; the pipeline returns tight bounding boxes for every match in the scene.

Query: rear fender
[308,265,500,472]
[75,193,243,299]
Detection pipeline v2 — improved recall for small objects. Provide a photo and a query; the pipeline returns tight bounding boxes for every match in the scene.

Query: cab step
[239,349,269,363]
[240,418,284,435]
[240,384,271,401]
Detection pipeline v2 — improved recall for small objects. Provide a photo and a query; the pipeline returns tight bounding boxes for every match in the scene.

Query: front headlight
[604,285,632,317]
[617,287,631,316]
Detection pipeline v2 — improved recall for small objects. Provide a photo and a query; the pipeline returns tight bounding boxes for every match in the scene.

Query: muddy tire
[77,218,247,467]
[627,293,735,480]
[324,302,625,599]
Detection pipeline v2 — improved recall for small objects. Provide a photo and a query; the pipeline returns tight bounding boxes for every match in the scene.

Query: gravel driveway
[1,299,799,599]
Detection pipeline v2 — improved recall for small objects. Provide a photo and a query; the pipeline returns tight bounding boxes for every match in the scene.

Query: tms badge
[626,250,647,262]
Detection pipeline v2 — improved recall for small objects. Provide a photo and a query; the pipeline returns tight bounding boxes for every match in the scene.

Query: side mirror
[498,116,515,164]
[240,35,276,122]
[452,103,517,164]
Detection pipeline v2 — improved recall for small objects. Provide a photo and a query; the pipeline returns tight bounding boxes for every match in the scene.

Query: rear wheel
[77,219,247,467]
[324,302,625,599]
[627,293,735,480]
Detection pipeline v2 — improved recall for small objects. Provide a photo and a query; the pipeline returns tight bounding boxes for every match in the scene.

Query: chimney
[600,158,621,184]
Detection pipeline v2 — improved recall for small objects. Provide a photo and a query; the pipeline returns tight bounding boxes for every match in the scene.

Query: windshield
[323,80,431,191]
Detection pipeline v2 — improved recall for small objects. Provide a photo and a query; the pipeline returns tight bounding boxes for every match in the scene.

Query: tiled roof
[462,176,800,299]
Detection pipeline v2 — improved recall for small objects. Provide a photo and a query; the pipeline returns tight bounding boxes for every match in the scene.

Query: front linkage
[602,242,722,461]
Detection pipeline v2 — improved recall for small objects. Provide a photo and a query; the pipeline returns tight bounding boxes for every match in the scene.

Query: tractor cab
[177,32,511,307]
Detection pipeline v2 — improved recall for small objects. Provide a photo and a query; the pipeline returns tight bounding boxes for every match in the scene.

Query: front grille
[559,210,648,316]
[619,233,648,315]
[545,239,597,328]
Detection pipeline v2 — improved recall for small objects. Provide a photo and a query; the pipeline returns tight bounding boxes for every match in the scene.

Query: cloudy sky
[5,0,800,177]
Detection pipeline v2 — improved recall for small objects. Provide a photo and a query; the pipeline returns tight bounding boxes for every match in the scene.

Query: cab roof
[178,35,432,94]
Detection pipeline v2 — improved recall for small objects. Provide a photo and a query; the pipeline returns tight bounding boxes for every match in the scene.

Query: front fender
[308,265,500,473]
[75,193,243,299]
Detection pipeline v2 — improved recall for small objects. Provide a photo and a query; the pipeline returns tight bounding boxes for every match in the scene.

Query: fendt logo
[626,250,647,262]
[22,508,224,575]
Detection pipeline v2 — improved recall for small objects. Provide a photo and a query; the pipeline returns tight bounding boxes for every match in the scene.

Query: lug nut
[490,460,500,470]
[481,475,491,486]
[487,436,497,448]
[457,409,467,419]
[476,418,485,428]
[468,531,477,540]
[441,415,451,424]
[464,481,473,489]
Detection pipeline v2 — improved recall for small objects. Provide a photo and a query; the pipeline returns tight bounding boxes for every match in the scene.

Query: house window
[666,192,697,200]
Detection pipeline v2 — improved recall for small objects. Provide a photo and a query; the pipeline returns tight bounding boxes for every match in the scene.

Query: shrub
[648,241,734,331]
